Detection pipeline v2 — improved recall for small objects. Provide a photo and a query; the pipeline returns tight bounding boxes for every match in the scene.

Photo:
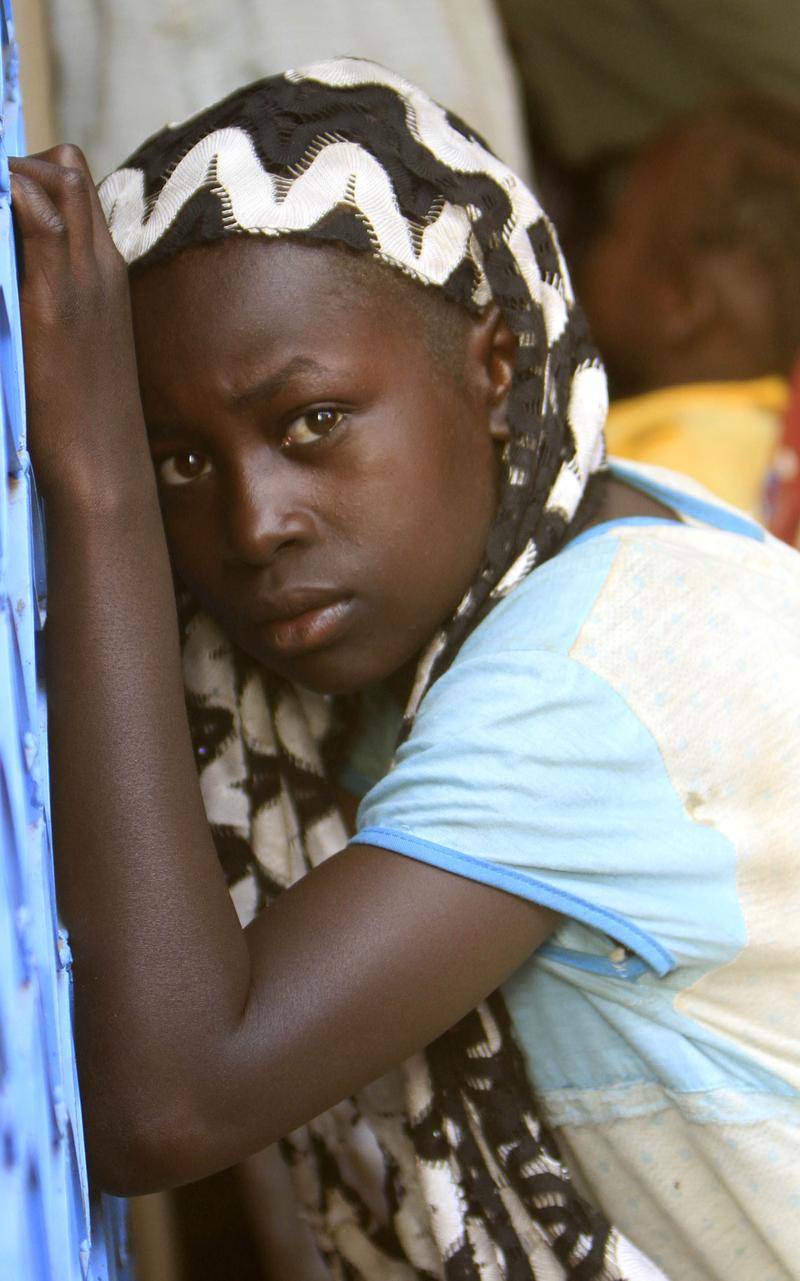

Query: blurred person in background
[496,0,800,542]
[573,93,800,541]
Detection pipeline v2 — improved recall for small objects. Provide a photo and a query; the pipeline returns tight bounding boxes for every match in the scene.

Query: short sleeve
[353,641,741,978]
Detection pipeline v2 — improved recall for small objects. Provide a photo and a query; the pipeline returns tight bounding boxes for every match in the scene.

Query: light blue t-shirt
[351,461,800,1281]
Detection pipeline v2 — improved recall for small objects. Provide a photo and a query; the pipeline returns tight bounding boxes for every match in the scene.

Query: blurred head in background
[575,93,800,399]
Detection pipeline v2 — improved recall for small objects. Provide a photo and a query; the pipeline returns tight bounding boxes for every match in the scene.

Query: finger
[10,153,95,214]
[10,169,69,266]
[10,154,97,262]
[12,148,125,269]
[9,171,89,331]
[37,144,121,262]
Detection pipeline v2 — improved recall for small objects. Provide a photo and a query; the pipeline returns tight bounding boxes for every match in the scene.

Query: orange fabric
[605,378,789,522]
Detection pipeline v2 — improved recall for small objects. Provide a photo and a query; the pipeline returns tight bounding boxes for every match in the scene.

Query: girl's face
[130,238,507,694]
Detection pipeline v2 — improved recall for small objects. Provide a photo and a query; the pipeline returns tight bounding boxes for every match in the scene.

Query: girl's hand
[10,146,148,503]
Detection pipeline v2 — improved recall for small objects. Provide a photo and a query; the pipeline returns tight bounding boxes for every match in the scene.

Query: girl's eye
[156,450,211,487]
[282,407,344,449]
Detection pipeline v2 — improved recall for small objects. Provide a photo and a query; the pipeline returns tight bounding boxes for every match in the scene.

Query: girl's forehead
[133,235,422,316]
[128,235,464,411]
[130,234,471,376]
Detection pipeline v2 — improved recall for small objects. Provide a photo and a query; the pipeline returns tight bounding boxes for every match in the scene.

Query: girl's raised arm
[11,149,557,1195]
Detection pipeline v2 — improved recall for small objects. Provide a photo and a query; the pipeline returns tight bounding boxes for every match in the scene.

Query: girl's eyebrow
[145,355,338,441]
[232,355,336,407]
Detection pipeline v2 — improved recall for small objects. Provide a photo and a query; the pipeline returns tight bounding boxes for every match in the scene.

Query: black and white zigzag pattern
[104,60,668,1280]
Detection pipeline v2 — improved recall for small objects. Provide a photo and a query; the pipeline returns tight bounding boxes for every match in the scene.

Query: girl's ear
[467,303,516,442]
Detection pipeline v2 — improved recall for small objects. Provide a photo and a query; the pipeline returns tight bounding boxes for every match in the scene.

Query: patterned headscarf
[99,60,665,1281]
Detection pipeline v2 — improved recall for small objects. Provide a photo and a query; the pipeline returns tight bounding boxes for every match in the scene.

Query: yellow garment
[605,378,789,516]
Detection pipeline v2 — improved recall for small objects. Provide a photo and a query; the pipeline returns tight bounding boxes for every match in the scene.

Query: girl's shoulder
[459,458,800,669]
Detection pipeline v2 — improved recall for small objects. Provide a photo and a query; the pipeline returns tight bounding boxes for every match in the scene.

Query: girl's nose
[222,463,314,566]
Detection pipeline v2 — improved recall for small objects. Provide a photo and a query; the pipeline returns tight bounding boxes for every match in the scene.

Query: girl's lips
[264,597,355,655]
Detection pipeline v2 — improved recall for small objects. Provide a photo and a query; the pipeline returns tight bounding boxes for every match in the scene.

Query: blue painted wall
[0,5,132,1278]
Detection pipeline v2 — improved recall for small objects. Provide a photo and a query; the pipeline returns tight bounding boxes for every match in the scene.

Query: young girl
[10,59,800,1281]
